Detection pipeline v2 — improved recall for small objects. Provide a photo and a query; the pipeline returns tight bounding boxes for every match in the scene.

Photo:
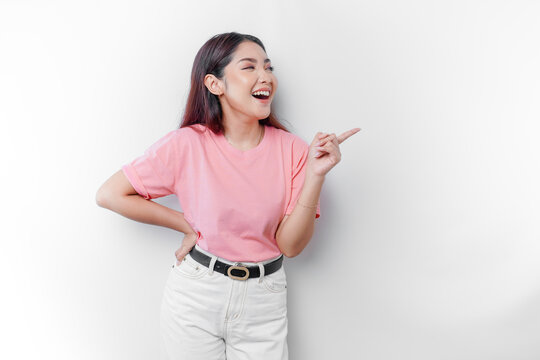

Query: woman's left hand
[307,128,361,177]
[174,232,199,266]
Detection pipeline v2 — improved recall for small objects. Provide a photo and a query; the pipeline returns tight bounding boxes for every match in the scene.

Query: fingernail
[314,151,321,157]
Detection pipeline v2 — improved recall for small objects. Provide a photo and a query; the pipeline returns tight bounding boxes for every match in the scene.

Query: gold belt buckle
[227,263,250,280]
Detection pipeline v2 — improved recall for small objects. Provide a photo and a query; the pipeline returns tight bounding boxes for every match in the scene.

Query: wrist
[184,231,200,238]
[305,170,325,184]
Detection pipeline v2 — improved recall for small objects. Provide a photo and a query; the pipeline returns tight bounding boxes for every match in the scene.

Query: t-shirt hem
[122,164,150,200]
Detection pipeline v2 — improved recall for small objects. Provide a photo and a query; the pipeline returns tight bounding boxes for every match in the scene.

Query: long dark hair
[180,32,288,133]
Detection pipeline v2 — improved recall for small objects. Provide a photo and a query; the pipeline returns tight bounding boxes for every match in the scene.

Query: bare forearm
[276,172,325,257]
[100,194,195,234]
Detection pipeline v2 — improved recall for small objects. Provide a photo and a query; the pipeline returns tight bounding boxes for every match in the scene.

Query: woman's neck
[222,118,264,151]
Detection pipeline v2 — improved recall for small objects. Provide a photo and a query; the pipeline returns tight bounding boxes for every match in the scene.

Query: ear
[204,74,223,96]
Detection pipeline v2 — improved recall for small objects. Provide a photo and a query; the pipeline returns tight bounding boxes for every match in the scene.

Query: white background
[1,0,539,359]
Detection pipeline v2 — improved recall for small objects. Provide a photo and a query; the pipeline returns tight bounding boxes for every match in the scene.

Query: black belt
[188,246,283,281]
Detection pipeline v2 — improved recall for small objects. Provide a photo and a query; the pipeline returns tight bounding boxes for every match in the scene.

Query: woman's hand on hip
[175,232,198,265]
[307,128,361,177]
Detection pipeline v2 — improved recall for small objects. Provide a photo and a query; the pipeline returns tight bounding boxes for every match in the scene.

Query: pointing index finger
[337,128,361,144]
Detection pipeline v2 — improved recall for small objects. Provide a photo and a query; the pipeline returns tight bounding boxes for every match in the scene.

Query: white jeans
[160,245,288,360]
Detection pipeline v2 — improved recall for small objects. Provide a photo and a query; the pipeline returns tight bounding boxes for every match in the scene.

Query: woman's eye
[242,66,274,71]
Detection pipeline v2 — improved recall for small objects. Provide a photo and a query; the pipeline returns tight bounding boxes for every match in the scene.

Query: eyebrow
[237,57,271,64]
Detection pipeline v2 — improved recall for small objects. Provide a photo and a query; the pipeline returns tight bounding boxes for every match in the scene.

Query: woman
[96,32,359,360]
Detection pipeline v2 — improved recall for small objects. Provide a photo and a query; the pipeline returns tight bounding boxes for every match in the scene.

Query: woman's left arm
[275,129,361,257]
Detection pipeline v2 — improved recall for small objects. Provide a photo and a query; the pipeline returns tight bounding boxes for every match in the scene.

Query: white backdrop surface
[1,0,539,359]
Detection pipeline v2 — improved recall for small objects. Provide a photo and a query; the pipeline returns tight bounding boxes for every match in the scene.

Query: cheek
[230,78,253,96]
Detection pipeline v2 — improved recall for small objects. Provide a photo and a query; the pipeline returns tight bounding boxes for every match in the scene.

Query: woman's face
[218,41,278,122]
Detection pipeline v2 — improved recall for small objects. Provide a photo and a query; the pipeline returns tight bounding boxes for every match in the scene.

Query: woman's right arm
[95,169,195,235]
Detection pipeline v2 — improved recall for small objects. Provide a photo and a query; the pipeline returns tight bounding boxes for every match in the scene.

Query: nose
[258,67,272,84]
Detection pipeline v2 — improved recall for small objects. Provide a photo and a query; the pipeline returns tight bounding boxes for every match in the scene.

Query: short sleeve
[122,130,180,200]
[284,139,321,218]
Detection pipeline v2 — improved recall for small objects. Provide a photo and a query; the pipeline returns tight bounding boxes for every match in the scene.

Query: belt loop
[208,255,217,275]
[257,262,265,283]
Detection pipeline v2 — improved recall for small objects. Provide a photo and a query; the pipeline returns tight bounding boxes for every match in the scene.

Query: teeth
[252,90,270,97]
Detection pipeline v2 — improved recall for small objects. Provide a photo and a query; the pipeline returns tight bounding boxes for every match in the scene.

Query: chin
[255,110,271,120]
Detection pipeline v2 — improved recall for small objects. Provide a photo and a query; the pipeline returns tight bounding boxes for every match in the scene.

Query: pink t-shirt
[122,123,321,262]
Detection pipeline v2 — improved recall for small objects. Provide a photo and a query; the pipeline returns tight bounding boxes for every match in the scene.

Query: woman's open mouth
[252,90,271,103]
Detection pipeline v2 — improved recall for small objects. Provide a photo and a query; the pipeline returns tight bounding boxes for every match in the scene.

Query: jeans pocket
[172,254,208,279]
[260,267,287,293]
